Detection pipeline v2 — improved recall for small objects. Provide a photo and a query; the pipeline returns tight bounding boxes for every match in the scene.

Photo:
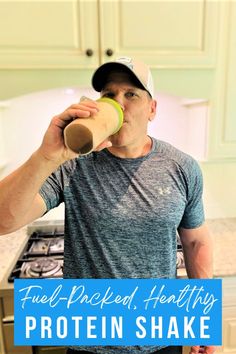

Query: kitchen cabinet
[0,0,218,100]
[0,0,100,69]
[0,294,66,354]
[100,0,218,67]
[217,277,236,354]
[208,1,236,160]
[0,0,218,69]
[0,295,32,354]
[182,277,236,354]
[0,0,235,161]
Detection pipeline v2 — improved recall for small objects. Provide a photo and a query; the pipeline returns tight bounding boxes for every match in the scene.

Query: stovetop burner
[25,257,62,278]
[28,237,64,255]
[8,226,65,282]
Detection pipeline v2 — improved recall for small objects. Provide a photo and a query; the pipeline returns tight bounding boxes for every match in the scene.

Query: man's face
[100,72,156,149]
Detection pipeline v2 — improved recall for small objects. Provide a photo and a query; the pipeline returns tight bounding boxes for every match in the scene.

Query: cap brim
[91,62,146,93]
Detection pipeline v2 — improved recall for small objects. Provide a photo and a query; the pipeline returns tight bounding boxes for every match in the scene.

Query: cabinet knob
[106,49,114,57]
[86,49,93,57]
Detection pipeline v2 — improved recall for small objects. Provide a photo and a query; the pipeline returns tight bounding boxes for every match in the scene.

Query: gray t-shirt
[39,138,205,353]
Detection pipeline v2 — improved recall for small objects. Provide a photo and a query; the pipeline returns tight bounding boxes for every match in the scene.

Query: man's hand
[189,345,216,353]
[38,99,112,166]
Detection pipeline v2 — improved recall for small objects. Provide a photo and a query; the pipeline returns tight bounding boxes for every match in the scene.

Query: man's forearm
[179,226,216,353]
[183,238,213,279]
[0,149,59,234]
[179,224,214,279]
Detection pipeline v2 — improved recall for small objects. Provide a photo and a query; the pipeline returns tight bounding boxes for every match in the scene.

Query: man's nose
[113,94,125,111]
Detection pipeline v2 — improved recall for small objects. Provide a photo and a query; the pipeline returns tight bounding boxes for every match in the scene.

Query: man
[0,57,214,354]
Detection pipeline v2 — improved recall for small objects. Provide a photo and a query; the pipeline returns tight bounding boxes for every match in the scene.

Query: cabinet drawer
[3,322,32,354]
[2,296,14,317]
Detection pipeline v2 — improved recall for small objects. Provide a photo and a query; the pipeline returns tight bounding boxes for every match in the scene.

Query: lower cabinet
[221,307,236,353]
[183,277,236,354]
[216,277,236,354]
[2,322,32,354]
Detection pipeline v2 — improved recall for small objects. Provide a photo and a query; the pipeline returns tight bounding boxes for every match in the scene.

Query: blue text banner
[14,278,222,346]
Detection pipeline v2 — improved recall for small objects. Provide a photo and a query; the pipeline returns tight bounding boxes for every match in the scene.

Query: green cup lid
[97,97,124,134]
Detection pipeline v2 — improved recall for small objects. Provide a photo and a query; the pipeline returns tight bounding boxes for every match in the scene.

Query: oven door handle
[2,315,14,323]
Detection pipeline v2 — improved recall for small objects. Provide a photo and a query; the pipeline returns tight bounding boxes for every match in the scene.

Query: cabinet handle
[86,49,94,57]
[3,315,14,323]
[106,49,114,57]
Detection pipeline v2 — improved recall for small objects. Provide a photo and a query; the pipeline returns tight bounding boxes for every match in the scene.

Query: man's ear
[149,99,157,121]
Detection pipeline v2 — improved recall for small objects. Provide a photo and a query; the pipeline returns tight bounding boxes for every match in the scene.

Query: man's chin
[110,127,130,145]
[110,137,128,149]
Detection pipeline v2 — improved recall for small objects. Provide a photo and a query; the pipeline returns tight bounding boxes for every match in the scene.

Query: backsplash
[0,87,209,177]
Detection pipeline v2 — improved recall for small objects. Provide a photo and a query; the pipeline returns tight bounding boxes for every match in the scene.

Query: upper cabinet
[100,0,218,68]
[0,0,235,160]
[0,0,220,102]
[0,0,100,69]
[208,1,236,160]
[0,0,219,69]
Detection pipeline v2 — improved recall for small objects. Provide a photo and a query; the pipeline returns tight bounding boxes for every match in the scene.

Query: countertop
[207,218,236,277]
[0,218,236,284]
[0,226,28,283]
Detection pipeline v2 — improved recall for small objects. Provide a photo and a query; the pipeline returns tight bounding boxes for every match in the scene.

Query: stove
[8,228,64,282]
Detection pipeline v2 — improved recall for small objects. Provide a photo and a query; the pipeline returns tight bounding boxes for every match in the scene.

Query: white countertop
[0,227,28,283]
[208,218,236,277]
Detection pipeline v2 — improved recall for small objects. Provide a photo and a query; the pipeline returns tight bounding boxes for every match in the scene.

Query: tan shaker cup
[63,97,124,155]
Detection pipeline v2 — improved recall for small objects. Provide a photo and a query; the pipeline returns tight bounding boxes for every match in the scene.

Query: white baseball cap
[92,56,154,98]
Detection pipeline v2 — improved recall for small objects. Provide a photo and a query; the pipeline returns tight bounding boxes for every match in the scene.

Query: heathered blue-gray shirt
[39,138,205,353]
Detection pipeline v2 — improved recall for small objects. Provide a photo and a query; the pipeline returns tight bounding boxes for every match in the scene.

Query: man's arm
[178,223,213,279]
[0,99,110,235]
[0,150,57,235]
[0,106,83,235]
[178,224,215,354]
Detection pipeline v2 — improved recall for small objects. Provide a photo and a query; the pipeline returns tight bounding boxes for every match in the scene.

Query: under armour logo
[157,187,171,195]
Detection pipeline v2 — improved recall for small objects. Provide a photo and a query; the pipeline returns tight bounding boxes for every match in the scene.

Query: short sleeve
[179,158,205,229]
[39,169,65,212]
